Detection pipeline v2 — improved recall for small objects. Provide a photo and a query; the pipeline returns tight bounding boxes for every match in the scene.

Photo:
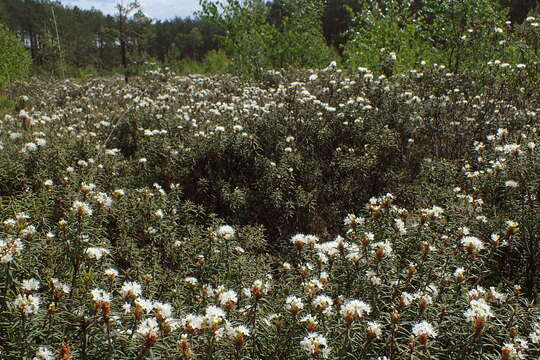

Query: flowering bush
[0,61,538,359]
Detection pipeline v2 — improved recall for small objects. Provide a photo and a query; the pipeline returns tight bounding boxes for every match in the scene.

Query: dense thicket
[1,0,539,77]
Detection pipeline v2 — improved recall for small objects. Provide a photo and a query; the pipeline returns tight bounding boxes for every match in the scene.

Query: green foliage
[343,0,518,74]
[0,23,30,88]
[199,0,334,78]
[203,49,232,73]
[504,10,540,71]
[1,0,225,78]
[168,50,230,75]
[343,2,439,74]
[264,0,336,69]
[77,66,97,81]
[2,0,540,78]
[0,96,14,115]
[420,0,509,71]
[169,58,205,74]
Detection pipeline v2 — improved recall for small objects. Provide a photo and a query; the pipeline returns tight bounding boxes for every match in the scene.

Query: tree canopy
[0,0,538,76]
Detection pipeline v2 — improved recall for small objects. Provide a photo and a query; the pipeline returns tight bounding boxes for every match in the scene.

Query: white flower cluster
[0,237,24,263]
[412,321,437,339]
[290,233,319,247]
[464,298,494,322]
[71,200,93,217]
[84,247,110,260]
[340,299,371,322]
[13,294,40,315]
[300,332,331,358]
[214,225,235,240]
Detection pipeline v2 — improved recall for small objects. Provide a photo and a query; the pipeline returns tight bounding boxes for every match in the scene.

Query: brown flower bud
[509,326,519,338]
[59,342,72,360]
[501,346,511,360]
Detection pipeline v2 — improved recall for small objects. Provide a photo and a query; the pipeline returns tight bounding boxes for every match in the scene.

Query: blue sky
[60,0,201,20]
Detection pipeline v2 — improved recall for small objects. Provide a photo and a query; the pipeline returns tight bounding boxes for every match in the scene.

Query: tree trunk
[98,38,105,68]
[28,30,36,61]
[121,37,128,82]
[120,16,128,83]
[508,0,540,24]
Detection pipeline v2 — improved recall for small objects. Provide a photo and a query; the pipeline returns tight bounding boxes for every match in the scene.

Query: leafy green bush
[0,23,31,88]
[77,66,98,81]
[0,95,13,114]
[343,1,440,74]
[203,49,231,73]
[200,0,334,78]
[420,0,508,72]
[344,0,516,74]
[169,58,205,74]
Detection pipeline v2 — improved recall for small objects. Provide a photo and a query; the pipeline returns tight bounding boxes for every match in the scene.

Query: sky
[60,0,201,20]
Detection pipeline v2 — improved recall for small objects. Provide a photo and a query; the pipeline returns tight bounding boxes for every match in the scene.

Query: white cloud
[140,0,201,20]
[60,0,201,19]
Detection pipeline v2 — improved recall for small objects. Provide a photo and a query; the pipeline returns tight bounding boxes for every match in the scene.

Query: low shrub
[0,63,538,359]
